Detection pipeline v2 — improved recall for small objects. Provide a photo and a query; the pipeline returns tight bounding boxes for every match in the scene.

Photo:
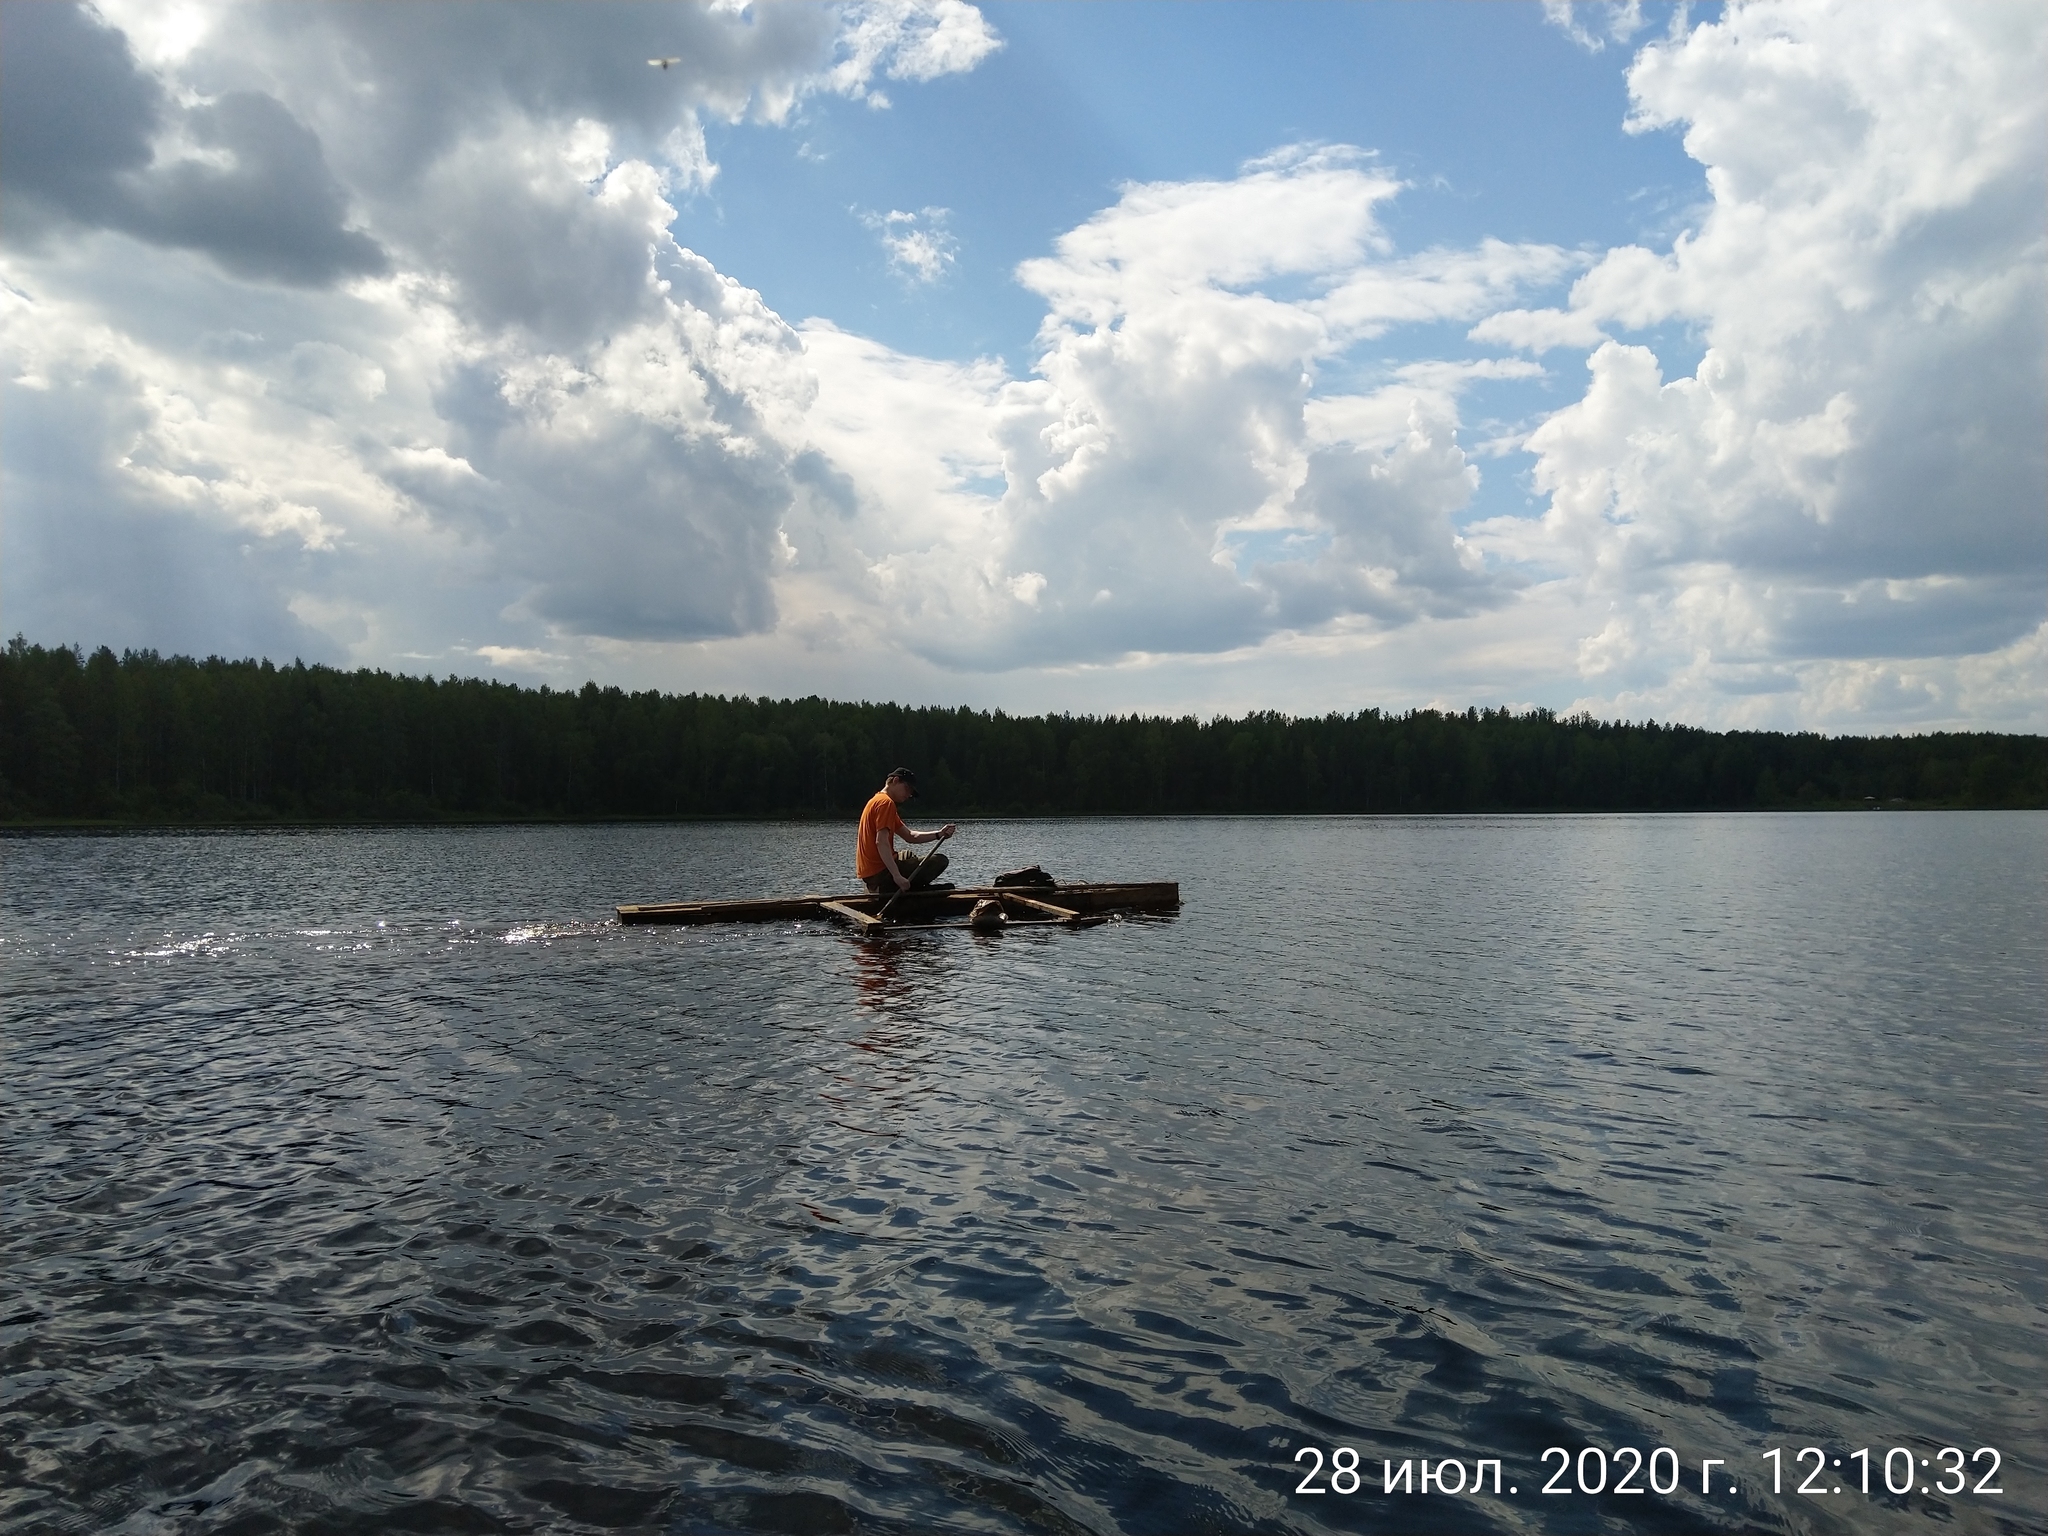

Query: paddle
[877,827,951,925]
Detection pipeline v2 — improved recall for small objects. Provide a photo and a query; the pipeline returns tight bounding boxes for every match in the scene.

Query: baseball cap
[887,767,919,796]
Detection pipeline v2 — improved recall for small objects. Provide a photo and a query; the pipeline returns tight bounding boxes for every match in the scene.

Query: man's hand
[940,823,957,839]
[893,870,911,891]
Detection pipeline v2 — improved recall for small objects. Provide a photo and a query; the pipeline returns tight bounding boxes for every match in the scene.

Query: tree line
[2,638,2042,823]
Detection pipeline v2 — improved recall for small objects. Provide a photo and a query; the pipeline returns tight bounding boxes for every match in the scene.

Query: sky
[2,0,2043,731]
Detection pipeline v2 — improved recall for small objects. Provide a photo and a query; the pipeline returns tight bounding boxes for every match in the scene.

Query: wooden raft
[616,881,1179,932]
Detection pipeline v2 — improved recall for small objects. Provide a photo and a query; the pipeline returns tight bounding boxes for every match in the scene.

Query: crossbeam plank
[819,900,886,934]
[1000,892,1083,922]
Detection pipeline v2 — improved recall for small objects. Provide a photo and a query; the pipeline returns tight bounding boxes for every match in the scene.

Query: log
[617,895,829,925]
[615,881,1179,927]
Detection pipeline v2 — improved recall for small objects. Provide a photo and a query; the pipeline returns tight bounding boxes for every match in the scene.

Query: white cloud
[1317,238,1584,342]
[1542,1,1648,54]
[861,207,959,284]
[1467,305,1609,354]
[827,0,1003,95]
[1020,145,1399,329]
[474,643,563,671]
[806,153,1571,670]
[79,0,998,227]
[1468,0,2047,727]
[0,1,1012,669]
[2,0,2040,732]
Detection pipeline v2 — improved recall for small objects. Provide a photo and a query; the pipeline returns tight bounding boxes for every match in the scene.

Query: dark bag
[993,865,1055,888]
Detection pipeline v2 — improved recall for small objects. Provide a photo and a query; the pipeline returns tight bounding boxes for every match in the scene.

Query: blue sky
[2,1,2042,729]
[690,3,1704,362]
[673,2,1721,540]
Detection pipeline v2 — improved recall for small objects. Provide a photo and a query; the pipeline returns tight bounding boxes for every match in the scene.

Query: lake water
[2,815,2043,1536]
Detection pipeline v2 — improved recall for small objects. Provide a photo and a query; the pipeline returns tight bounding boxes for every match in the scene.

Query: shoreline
[6,801,2040,833]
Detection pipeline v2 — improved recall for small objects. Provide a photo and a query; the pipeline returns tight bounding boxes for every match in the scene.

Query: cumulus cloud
[5,37,1569,677]
[69,0,997,254]
[1471,0,2047,726]
[0,3,385,285]
[814,150,1572,669]
[0,0,1006,663]
[2,0,2040,732]
[0,319,339,663]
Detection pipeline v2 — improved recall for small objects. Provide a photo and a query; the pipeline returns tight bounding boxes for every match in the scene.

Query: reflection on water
[852,938,912,1014]
[2,815,2043,1535]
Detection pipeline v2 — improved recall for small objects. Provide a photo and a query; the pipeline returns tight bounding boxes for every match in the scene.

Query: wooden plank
[819,899,886,934]
[1000,892,1083,922]
[618,895,830,926]
[1048,881,1179,913]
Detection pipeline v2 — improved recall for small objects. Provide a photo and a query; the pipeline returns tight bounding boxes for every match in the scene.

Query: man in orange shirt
[857,768,957,894]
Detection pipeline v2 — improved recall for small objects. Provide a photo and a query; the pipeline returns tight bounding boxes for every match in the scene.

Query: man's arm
[876,826,909,889]
[906,823,957,845]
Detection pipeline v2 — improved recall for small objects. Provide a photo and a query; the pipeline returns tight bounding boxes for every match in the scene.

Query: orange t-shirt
[855,790,908,878]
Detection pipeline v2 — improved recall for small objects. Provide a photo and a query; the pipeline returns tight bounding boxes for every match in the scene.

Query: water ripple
[3,816,2043,1534]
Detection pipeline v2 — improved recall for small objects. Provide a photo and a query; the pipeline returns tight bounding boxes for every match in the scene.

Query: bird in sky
[648,57,681,70]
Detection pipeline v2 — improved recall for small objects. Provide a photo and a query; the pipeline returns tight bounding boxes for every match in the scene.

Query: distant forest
[3,639,2043,823]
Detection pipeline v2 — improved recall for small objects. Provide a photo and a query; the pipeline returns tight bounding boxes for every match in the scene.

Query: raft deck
[617,881,1179,932]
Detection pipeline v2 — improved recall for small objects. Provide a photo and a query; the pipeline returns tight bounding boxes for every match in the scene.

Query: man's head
[884,768,918,803]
